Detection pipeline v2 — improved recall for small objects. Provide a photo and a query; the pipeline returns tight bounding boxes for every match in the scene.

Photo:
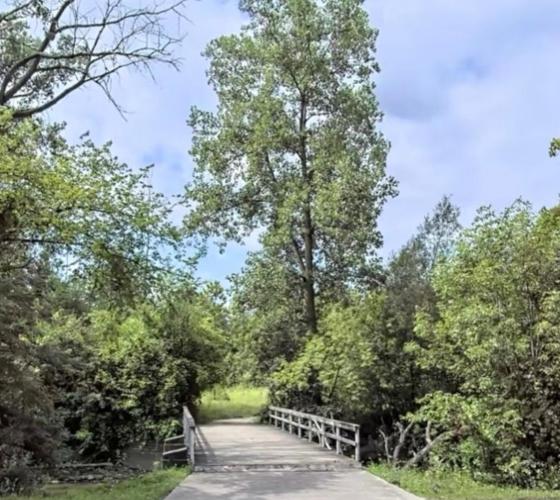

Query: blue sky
[51,0,560,284]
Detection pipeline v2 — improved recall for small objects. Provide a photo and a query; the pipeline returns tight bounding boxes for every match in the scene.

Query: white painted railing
[183,406,196,465]
[162,405,196,465]
[268,405,361,461]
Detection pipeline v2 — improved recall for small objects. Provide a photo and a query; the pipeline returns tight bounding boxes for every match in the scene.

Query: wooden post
[336,425,341,454]
[298,416,302,438]
[189,427,195,465]
[354,426,360,462]
[289,413,293,434]
[182,406,196,467]
[308,417,312,442]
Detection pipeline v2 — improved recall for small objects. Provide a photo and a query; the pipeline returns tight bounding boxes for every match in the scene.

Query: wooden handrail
[162,406,196,465]
[268,406,361,461]
[183,406,196,466]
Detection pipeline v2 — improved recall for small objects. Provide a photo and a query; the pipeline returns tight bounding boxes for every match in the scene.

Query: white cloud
[370,0,560,253]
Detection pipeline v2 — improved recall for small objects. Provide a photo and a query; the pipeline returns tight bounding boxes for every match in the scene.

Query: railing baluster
[289,412,293,434]
[182,406,196,466]
[336,424,341,454]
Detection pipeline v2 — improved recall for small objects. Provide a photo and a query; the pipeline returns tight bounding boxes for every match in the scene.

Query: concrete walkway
[165,418,421,500]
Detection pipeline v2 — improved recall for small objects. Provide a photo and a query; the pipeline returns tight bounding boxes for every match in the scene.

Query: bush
[41,287,225,459]
[412,203,560,486]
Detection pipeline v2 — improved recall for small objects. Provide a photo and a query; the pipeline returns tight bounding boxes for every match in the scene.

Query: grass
[197,385,268,423]
[369,463,560,500]
[15,467,188,500]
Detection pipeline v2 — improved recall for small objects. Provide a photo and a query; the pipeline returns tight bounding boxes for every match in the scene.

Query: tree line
[2,0,560,495]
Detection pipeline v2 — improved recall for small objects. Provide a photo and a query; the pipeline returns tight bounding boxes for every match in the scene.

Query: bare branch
[0,0,188,117]
[379,429,392,463]
[392,421,414,463]
[55,0,185,34]
[1,0,75,101]
[379,420,452,468]
[404,422,455,469]
[0,0,34,22]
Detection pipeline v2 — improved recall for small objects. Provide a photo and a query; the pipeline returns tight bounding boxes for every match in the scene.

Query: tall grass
[197,385,268,423]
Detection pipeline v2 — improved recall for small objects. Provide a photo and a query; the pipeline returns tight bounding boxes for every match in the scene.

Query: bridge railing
[183,405,196,465]
[162,405,196,465]
[268,405,360,461]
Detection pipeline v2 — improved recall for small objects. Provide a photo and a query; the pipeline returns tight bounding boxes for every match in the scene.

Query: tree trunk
[299,93,318,334]
[302,205,318,333]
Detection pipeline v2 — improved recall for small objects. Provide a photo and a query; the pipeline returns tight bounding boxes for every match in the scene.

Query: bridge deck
[194,417,356,470]
[165,418,421,500]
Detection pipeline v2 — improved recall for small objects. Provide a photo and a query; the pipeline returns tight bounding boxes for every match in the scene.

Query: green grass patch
[197,385,268,423]
[369,464,560,500]
[16,467,188,500]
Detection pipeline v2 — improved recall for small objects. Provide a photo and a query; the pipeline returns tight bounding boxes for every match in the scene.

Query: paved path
[165,418,421,500]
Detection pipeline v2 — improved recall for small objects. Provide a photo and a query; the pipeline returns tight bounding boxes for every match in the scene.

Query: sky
[50,0,560,284]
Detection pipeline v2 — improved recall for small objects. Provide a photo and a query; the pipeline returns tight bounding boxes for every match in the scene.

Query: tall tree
[186,0,396,333]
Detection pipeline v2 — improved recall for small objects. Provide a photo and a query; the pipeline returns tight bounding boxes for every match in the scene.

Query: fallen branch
[379,420,458,467]
[393,421,414,463]
[404,422,453,468]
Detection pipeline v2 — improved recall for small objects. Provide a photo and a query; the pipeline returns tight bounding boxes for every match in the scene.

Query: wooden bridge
[164,406,421,499]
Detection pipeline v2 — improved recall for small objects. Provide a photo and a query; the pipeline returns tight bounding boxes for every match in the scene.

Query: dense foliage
[413,203,560,486]
[0,113,224,494]
[43,287,224,460]
[0,1,215,494]
[269,197,460,422]
[262,200,560,487]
